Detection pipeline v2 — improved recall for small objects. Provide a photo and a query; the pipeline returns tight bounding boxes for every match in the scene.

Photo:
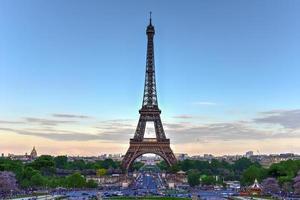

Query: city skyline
[1,1,300,156]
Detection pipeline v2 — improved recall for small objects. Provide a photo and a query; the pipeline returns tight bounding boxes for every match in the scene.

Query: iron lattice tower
[122,14,177,171]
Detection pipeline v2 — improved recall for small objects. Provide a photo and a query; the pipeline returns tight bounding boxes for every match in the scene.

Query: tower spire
[143,11,156,107]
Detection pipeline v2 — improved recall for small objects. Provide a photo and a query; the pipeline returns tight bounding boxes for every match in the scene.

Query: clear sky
[1,0,300,156]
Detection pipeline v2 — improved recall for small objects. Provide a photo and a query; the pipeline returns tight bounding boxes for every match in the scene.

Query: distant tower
[122,13,177,171]
[30,146,37,158]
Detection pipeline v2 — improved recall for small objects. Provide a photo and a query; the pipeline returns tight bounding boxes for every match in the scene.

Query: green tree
[54,156,68,169]
[233,158,256,172]
[132,162,144,171]
[101,159,118,169]
[156,161,168,171]
[268,160,300,185]
[187,170,200,187]
[96,168,107,177]
[30,155,55,176]
[69,160,86,170]
[0,158,24,177]
[86,179,98,188]
[181,159,195,171]
[66,173,86,188]
[201,175,216,185]
[241,165,267,186]
[31,173,45,187]
[169,164,180,173]
[18,167,39,188]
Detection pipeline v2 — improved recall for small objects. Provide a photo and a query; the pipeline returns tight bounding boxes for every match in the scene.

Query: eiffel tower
[122,14,177,171]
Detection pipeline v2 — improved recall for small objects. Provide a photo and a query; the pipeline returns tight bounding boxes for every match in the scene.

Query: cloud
[254,109,300,129]
[164,123,187,129]
[0,117,136,142]
[0,127,119,142]
[1,109,300,145]
[52,114,91,119]
[173,115,196,119]
[166,122,274,144]
[24,117,77,126]
[0,120,24,124]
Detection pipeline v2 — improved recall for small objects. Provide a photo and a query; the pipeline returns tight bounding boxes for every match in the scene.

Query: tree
[101,159,118,169]
[86,179,98,188]
[187,170,200,187]
[181,159,195,171]
[66,173,86,188]
[69,160,86,170]
[54,156,68,169]
[0,159,23,176]
[0,171,18,197]
[241,165,267,186]
[156,161,168,171]
[261,177,280,195]
[268,159,300,185]
[96,168,107,177]
[201,175,216,185]
[132,162,144,171]
[30,155,55,176]
[169,164,180,173]
[293,171,300,195]
[31,173,45,188]
[17,166,47,189]
[233,158,256,173]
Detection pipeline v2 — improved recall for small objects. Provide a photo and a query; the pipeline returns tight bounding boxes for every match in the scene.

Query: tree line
[157,157,300,193]
[0,155,123,192]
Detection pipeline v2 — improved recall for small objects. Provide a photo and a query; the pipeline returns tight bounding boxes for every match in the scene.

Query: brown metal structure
[122,14,177,171]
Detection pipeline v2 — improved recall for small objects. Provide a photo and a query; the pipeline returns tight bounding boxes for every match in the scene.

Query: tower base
[122,138,177,171]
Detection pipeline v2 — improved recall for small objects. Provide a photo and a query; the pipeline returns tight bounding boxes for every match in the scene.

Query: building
[30,146,37,158]
[175,153,189,161]
[245,151,254,158]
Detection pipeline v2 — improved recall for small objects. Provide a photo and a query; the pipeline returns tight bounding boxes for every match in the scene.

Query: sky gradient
[1,0,300,156]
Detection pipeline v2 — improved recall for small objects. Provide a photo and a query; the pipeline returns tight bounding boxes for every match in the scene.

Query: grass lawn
[109,197,191,200]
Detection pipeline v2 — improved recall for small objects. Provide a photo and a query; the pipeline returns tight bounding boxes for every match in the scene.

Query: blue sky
[1,1,300,155]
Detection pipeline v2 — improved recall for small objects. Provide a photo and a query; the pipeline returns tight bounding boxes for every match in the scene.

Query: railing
[130,138,170,143]
[142,138,157,142]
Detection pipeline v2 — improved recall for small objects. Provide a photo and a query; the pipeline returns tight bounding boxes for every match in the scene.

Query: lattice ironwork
[122,14,177,171]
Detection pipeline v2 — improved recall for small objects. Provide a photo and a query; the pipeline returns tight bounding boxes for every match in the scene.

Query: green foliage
[241,165,267,186]
[201,175,216,185]
[65,173,86,188]
[0,158,23,175]
[168,163,180,173]
[187,170,200,187]
[29,155,56,176]
[0,156,122,189]
[156,160,168,171]
[132,162,144,171]
[30,173,46,187]
[268,159,300,185]
[18,167,45,188]
[96,168,107,177]
[86,179,98,188]
[2,154,300,190]
[233,157,257,173]
[157,158,256,182]
[54,156,68,169]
